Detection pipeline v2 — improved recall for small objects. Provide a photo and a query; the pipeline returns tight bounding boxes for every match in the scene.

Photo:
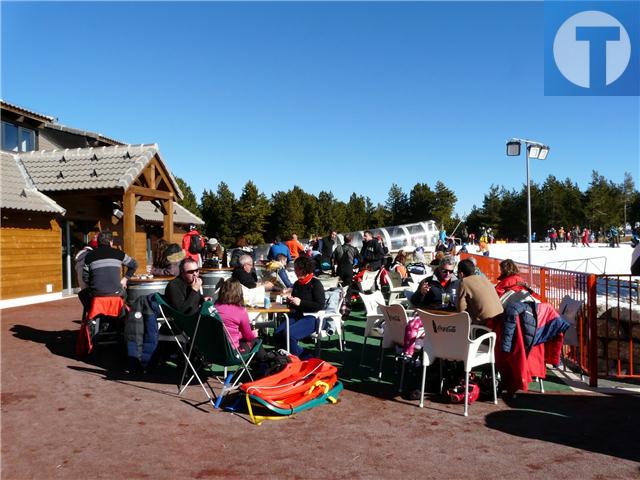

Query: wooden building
[0,101,203,307]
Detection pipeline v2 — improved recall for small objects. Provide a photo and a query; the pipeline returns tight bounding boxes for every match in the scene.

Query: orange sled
[240,357,343,425]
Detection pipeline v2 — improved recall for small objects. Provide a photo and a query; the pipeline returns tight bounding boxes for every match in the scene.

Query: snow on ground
[468,241,635,275]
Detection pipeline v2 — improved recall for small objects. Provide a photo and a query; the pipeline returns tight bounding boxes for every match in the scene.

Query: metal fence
[461,253,640,386]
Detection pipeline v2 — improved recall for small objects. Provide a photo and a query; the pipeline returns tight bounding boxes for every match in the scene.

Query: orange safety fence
[461,253,640,387]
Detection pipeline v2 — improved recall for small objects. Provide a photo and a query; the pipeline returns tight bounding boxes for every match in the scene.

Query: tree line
[465,171,639,241]
[175,179,458,247]
[175,170,638,246]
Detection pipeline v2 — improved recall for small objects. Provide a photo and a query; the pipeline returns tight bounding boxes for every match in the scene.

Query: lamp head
[538,145,550,160]
[506,140,521,156]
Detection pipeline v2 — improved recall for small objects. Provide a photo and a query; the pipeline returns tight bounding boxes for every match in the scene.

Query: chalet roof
[43,123,126,146]
[18,144,183,199]
[0,100,56,123]
[0,152,65,214]
[136,201,204,225]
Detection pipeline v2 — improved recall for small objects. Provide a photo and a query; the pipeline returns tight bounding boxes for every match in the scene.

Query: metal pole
[526,146,532,283]
[65,220,72,295]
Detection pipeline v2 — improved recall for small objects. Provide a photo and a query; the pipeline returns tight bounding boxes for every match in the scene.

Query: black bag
[255,350,291,378]
[188,235,203,254]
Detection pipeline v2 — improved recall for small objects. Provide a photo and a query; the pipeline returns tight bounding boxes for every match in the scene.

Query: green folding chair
[154,293,262,410]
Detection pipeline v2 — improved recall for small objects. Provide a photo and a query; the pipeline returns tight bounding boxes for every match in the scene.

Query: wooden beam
[128,185,173,200]
[163,198,174,241]
[150,157,177,198]
[149,164,156,189]
[123,190,137,258]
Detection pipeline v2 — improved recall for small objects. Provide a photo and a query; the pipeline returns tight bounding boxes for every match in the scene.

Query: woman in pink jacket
[215,279,258,353]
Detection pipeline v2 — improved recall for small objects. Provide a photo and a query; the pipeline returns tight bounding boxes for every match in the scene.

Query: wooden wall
[0,213,62,300]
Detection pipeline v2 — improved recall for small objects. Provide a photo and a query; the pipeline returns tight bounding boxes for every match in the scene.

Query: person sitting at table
[273,253,294,290]
[275,256,325,359]
[215,279,262,353]
[456,258,503,325]
[79,230,138,311]
[151,241,185,277]
[232,254,274,290]
[164,258,205,316]
[495,259,530,298]
[410,256,459,308]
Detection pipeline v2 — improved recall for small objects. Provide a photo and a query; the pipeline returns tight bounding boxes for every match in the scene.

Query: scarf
[297,273,314,285]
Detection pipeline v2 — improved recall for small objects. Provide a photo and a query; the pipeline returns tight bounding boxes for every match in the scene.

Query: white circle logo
[553,10,631,88]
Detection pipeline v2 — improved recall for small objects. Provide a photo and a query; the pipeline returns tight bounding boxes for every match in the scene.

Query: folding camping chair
[154,294,262,410]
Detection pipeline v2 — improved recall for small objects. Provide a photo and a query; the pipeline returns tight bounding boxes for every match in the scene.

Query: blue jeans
[275,314,318,356]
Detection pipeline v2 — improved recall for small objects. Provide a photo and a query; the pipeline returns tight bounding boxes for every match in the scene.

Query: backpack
[188,234,203,254]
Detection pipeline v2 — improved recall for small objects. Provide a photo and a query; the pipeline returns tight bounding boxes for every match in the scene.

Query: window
[1,121,37,152]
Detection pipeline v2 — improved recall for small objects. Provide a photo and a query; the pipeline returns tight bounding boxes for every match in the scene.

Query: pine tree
[200,182,236,246]
[175,177,200,216]
[385,183,409,225]
[408,182,436,223]
[432,181,458,229]
[233,181,271,245]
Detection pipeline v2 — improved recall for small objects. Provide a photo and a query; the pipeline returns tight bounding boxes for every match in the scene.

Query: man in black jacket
[79,230,138,310]
[164,258,204,316]
[360,230,385,271]
[231,254,274,290]
[410,256,459,308]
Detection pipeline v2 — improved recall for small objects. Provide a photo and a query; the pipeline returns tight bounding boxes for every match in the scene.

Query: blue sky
[2,1,638,217]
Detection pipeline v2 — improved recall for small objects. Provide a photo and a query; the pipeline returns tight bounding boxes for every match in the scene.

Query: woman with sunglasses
[410,256,459,309]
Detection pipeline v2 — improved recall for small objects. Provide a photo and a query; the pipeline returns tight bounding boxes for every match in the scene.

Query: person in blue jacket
[267,236,291,263]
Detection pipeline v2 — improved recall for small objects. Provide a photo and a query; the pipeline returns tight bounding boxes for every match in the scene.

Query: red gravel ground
[1,298,639,479]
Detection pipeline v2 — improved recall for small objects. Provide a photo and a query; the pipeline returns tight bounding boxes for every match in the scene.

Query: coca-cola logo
[436,325,456,333]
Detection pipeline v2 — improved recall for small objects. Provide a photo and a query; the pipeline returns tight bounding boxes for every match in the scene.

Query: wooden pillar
[163,198,174,241]
[123,190,137,257]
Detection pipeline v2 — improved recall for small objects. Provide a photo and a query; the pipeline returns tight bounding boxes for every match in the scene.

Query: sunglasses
[185,268,200,274]
[442,269,454,274]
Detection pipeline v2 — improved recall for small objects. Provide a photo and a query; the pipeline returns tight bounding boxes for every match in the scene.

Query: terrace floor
[1,297,639,479]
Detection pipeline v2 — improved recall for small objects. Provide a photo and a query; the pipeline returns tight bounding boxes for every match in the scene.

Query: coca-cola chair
[358,290,386,366]
[416,310,497,417]
[377,303,412,392]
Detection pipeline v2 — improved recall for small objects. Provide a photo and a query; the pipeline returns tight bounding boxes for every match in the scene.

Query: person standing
[285,233,306,261]
[335,234,361,285]
[582,227,591,247]
[267,236,291,263]
[182,224,205,266]
[548,227,557,250]
[360,230,385,271]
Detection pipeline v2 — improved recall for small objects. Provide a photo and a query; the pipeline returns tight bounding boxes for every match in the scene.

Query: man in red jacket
[182,224,205,266]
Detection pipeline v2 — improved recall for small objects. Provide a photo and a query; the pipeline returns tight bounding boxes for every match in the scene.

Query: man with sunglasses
[410,256,459,309]
[164,258,205,315]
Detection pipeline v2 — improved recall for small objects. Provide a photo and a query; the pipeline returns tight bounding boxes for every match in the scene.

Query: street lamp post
[506,138,550,273]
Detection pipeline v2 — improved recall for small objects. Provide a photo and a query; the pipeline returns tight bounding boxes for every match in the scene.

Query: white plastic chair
[378,304,412,392]
[387,270,408,306]
[312,286,347,352]
[358,291,386,365]
[358,270,379,293]
[416,310,497,416]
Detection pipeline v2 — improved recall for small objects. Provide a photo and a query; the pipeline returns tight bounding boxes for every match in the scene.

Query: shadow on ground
[485,392,640,463]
